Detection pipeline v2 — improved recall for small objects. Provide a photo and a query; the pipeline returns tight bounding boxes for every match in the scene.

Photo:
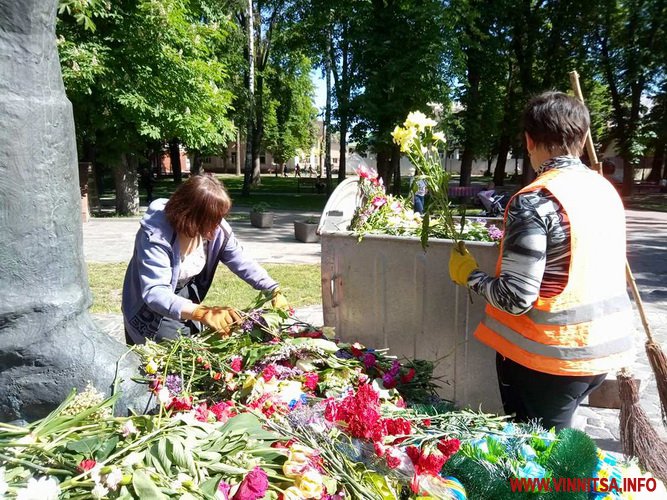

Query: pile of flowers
[0,301,663,499]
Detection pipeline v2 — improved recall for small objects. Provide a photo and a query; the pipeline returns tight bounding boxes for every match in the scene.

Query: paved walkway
[84,208,667,453]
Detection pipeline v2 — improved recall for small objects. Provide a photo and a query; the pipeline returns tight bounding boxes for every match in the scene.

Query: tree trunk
[622,158,634,196]
[242,0,255,196]
[390,143,401,195]
[376,149,391,188]
[647,140,665,182]
[459,147,474,186]
[338,118,347,184]
[169,138,182,183]
[236,129,242,175]
[459,50,481,187]
[325,53,332,195]
[493,133,512,186]
[114,154,140,216]
[252,72,263,185]
[0,0,148,421]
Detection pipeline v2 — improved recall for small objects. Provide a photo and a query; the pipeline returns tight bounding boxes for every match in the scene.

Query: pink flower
[230,357,243,373]
[232,467,269,500]
[218,482,231,499]
[194,403,209,422]
[210,401,237,423]
[166,396,193,412]
[371,196,387,208]
[304,372,319,391]
[386,447,403,469]
[363,353,377,368]
[262,364,278,382]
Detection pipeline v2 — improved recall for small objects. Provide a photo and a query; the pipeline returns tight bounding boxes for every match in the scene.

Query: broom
[569,70,667,480]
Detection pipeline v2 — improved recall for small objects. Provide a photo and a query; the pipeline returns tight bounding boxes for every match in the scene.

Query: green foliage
[58,0,239,163]
[263,52,318,164]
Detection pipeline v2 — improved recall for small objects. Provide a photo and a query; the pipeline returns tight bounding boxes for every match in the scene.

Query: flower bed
[0,302,662,499]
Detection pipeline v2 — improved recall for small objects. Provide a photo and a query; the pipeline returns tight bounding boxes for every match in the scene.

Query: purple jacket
[122,199,277,342]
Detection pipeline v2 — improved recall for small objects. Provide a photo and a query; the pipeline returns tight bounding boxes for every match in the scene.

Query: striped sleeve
[468,189,569,315]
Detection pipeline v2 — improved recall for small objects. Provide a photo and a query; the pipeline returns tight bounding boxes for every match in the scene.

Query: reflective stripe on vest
[481,315,634,360]
[526,294,631,325]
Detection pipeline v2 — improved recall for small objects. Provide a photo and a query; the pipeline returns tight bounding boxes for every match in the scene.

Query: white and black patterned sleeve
[467,191,552,315]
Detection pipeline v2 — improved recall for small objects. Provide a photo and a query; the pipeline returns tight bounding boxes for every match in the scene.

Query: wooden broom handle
[568,70,655,344]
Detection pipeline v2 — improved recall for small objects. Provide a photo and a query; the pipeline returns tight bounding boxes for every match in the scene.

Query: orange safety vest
[474,167,634,376]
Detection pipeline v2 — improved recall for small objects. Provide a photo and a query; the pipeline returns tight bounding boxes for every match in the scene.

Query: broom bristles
[645,340,667,424]
[619,369,667,483]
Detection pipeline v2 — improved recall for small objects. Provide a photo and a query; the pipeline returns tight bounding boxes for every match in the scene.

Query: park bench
[297,176,324,193]
[448,185,484,203]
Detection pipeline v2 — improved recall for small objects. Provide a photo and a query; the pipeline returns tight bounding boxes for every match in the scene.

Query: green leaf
[132,470,167,500]
[95,435,119,461]
[199,475,223,497]
[170,437,189,469]
[66,436,101,456]
[157,437,173,472]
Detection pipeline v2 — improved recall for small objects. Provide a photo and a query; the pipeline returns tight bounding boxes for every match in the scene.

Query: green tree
[589,0,667,195]
[58,0,238,214]
[263,52,318,166]
[353,0,449,193]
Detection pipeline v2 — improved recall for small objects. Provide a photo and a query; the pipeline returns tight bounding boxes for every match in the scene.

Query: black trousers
[496,353,606,431]
[125,282,203,346]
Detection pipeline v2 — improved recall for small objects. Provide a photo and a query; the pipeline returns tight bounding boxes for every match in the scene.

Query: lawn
[87,262,322,314]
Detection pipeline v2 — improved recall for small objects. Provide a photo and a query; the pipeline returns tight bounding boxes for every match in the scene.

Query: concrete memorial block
[0,0,149,421]
[319,178,504,413]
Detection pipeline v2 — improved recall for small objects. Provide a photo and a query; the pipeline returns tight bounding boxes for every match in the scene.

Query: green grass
[87,262,322,314]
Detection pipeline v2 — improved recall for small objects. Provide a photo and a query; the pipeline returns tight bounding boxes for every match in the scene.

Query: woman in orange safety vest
[449,92,633,431]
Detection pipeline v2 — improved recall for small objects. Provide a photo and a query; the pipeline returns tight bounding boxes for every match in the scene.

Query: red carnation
[77,459,97,473]
[401,368,416,384]
[436,438,461,462]
[166,396,193,412]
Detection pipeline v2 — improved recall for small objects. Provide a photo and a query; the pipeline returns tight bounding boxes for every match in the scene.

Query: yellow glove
[270,288,289,310]
[449,241,478,286]
[191,306,241,335]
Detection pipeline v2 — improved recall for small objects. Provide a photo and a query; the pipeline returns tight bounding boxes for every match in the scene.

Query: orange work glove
[449,241,479,286]
[191,306,241,335]
[270,288,289,310]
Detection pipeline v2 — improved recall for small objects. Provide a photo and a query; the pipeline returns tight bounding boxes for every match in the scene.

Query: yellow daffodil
[432,131,446,143]
[391,125,417,153]
[282,486,307,499]
[145,360,158,374]
[404,111,437,131]
[296,468,324,498]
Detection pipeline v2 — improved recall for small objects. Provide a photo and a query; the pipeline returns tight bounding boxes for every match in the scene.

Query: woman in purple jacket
[122,174,286,345]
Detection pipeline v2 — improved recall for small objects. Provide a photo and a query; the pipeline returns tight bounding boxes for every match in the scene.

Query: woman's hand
[190,305,241,335]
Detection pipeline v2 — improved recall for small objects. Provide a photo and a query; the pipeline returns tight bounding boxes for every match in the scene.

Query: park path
[84,208,667,452]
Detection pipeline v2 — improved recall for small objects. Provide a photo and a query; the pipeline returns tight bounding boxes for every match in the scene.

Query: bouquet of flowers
[391,111,462,249]
[349,164,502,244]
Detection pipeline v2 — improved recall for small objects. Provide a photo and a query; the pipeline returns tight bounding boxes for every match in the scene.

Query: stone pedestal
[0,0,149,421]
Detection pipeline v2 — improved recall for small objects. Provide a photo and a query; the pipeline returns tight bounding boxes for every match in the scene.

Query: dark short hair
[165,174,231,237]
[522,91,590,156]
